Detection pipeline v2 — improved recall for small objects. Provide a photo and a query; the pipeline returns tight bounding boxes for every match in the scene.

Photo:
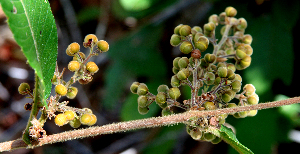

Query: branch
[1,96,300,152]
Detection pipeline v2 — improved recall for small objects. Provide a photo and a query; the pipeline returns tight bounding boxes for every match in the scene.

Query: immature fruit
[247,93,259,105]
[243,34,252,44]
[203,132,216,141]
[244,45,253,56]
[219,12,226,24]
[179,25,192,36]
[191,26,202,36]
[138,95,148,108]
[161,107,172,116]
[204,54,216,63]
[209,14,219,25]
[227,69,235,80]
[138,106,149,115]
[227,103,237,108]
[157,85,169,93]
[172,66,179,74]
[80,113,92,125]
[168,87,181,99]
[55,84,67,96]
[86,61,99,73]
[137,83,148,95]
[88,114,97,126]
[204,101,215,110]
[236,49,247,59]
[243,84,256,96]
[178,57,189,69]
[204,22,215,32]
[69,118,81,128]
[231,80,241,92]
[18,82,30,95]
[189,129,202,140]
[193,32,204,42]
[97,40,109,52]
[199,58,209,68]
[173,57,181,69]
[211,136,222,144]
[171,75,180,87]
[174,24,183,35]
[156,92,167,108]
[236,18,247,30]
[204,72,215,85]
[55,114,67,127]
[217,67,228,78]
[238,111,248,118]
[225,6,237,17]
[64,110,75,121]
[170,34,181,46]
[195,36,209,51]
[180,41,193,54]
[83,34,98,48]
[177,68,190,80]
[66,42,80,56]
[130,82,140,94]
[68,61,80,72]
[247,110,258,117]
[222,91,232,103]
[66,87,78,99]
[227,63,236,72]
[234,74,242,82]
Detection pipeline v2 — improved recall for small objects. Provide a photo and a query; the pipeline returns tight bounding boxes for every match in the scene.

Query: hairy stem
[2,96,300,152]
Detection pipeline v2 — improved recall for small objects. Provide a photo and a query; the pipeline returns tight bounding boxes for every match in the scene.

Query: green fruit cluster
[130,6,259,144]
[54,110,97,128]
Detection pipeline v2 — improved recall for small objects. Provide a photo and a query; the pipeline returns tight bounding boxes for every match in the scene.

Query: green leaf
[219,125,254,154]
[0,0,58,105]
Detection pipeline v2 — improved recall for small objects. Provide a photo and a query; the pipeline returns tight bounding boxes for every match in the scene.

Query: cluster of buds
[130,6,258,144]
[19,34,109,129]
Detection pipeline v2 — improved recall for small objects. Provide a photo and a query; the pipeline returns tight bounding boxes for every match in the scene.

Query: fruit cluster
[130,6,258,144]
[19,34,109,130]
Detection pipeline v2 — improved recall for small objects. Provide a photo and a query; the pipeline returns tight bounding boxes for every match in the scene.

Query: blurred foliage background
[0,0,300,153]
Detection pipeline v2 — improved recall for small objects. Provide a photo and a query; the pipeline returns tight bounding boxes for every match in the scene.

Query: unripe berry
[69,117,81,128]
[161,107,172,116]
[218,67,228,78]
[247,93,259,105]
[234,74,242,82]
[211,136,222,144]
[192,26,202,33]
[244,44,253,56]
[204,22,215,32]
[243,84,256,97]
[236,49,247,59]
[203,132,216,141]
[18,82,30,95]
[177,68,190,80]
[66,86,78,99]
[64,110,75,121]
[97,40,109,52]
[168,87,181,100]
[189,129,202,140]
[173,57,181,69]
[200,58,209,68]
[247,110,258,117]
[86,61,99,73]
[174,24,183,35]
[236,18,247,30]
[55,84,67,96]
[66,42,80,56]
[137,83,148,95]
[243,34,252,45]
[219,12,226,24]
[172,66,179,74]
[225,6,237,17]
[227,63,236,72]
[156,92,167,108]
[204,54,216,63]
[204,72,215,85]
[157,85,169,93]
[138,95,148,107]
[68,61,80,72]
[231,80,241,92]
[209,14,219,25]
[178,57,189,69]
[179,41,193,54]
[55,113,67,127]
[235,56,251,70]
[193,32,204,43]
[138,106,149,115]
[171,75,180,87]
[179,25,191,36]
[130,82,140,94]
[227,69,235,80]
[238,111,248,118]
[170,34,181,47]
[88,114,97,126]
[195,36,209,51]
[83,34,98,48]
[204,101,215,110]
[222,92,232,103]
[80,113,92,125]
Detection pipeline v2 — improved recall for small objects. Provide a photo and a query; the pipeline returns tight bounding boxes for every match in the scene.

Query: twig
[1,96,300,152]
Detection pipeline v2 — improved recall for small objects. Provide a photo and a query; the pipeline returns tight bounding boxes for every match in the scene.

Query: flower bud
[204,101,216,110]
[236,18,247,30]
[156,92,167,108]
[170,34,181,47]
[55,113,67,127]
[138,95,148,107]
[204,53,216,63]
[171,75,180,87]
[191,26,202,35]
[179,25,192,36]
[195,36,209,51]
[83,34,98,48]
[137,83,148,95]
[179,41,193,54]
[178,57,189,69]
[86,61,99,74]
[218,67,228,78]
[193,32,204,43]
[130,82,140,94]
[177,68,190,80]
[243,84,256,96]
[168,87,181,99]
[157,85,169,93]
[18,83,30,95]
[66,42,80,56]
[227,69,235,80]
[225,6,237,17]
[64,110,76,121]
[97,40,109,52]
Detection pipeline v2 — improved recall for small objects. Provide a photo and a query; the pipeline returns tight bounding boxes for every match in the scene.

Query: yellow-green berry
[203,132,216,141]
[86,61,99,74]
[170,34,181,47]
[83,34,98,48]
[225,6,237,17]
[88,114,97,126]
[18,82,30,95]
[168,87,181,99]
[204,72,215,85]
[130,82,140,94]
[231,80,241,92]
[177,68,190,80]
[178,57,189,69]
[244,44,253,56]
[179,25,192,36]
[66,86,78,99]
[180,41,193,54]
[204,22,215,32]
[236,18,247,30]
[247,110,258,117]
[156,92,167,108]
[247,93,259,105]
[243,34,252,44]
[211,136,222,144]
[195,36,209,51]
[204,101,216,110]
[97,40,109,52]
[137,83,148,95]
[204,53,216,63]
[55,84,67,96]
[138,95,148,107]
[68,61,80,72]
[138,106,149,115]
[218,67,228,78]
[55,113,67,127]
[161,107,172,116]
[64,110,76,121]
[173,57,181,69]
[69,117,81,128]
[238,111,248,118]
[174,24,183,35]
[66,42,80,56]
[80,113,92,125]
[209,14,219,25]
[236,49,247,59]
[157,85,169,93]
[222,91,232,103]
[219,12,226,24]
[189,129,202,140]
[171,75,180,87]
[227,69,235,80]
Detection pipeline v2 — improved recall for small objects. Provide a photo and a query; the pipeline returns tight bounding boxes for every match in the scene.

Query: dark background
[0,0,300,153]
